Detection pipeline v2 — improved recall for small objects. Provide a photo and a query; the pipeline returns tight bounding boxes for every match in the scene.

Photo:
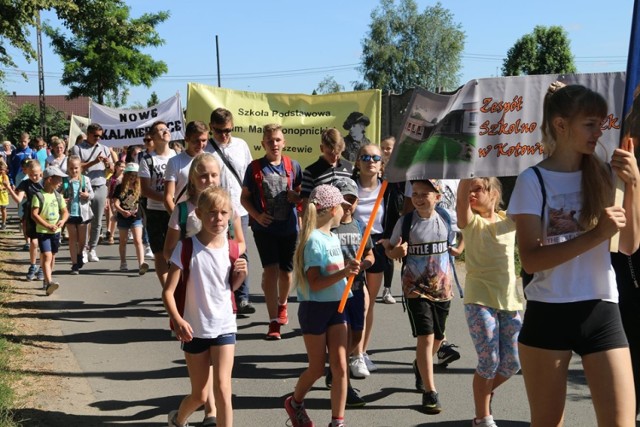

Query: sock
[290,397,303,409]
[270,318,278,323]
[331,417,345,426]
[279,302,287,306]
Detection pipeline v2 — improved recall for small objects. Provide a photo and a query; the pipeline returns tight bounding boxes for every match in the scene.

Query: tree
[358,0,465,93]
[4,103,68,143]
[0,91,12,138]
[147,91,160,107]
[314,76,345,94]
[43,0,169,104]
[502,26,577,76]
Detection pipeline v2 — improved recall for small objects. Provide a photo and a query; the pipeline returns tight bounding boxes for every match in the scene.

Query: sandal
[201,416,217,427]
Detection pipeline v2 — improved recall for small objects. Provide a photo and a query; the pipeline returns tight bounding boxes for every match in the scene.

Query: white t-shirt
[168,201,201,238]
[138,149,176,211]
[46,154,67,173]
[210,136,252,217]
[170,236,237,339]
[355,181,384,234]
[508,167,617,303]
[165,151,196,205]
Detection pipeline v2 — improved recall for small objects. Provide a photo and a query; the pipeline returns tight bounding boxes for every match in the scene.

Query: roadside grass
[0,279,18,427]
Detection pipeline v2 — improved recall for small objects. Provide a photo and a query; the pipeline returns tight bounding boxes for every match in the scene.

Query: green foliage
[358,0,465,93]
[314,76,345,94]
[43,0,169,104]
[502,26,577,76]
[0,1,77,81]
[4,103,69,142]
[147,91,160,107]
[0,93,12,137]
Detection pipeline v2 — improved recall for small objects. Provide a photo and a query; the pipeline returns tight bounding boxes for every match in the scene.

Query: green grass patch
[0,274,18,427]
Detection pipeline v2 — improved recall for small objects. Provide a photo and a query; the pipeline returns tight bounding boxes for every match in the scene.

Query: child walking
[31,166,69,295]
[112,162,148,275]
[509,83,640,426]
[457,177,523,427]
[0,160,10,229]
[163,186,247,427]
[105,160,124,244]
[64,155,94,274]
[285,184,360,427]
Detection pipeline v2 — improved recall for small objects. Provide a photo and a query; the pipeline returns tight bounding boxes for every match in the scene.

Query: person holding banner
[70,123,115,263]
[508,83,640,427]
[208,108,255,315]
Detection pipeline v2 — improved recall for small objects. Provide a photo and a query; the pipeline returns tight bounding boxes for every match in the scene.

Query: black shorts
[24,216,38,239]
[253,230,297,272]
[406,297,451,340]
[66,216,91,225]
[345,286,366,332]
[519,300,628,356]
[145,209,170,253]
[298,300,348,335]
[181,333,236,354]
[368,234,389,274]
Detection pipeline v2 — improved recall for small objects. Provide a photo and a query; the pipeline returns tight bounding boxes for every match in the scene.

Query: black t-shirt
[17,179,43,213]
[113,184,142,220]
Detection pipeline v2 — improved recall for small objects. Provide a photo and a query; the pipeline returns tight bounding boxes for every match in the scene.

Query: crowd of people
[2,84,640,427]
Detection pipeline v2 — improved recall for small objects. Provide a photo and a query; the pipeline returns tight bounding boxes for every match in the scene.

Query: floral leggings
[465,303,522,379]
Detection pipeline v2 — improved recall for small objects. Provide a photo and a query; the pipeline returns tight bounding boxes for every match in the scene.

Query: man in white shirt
[208,108,255,315]
[139,121,176,287]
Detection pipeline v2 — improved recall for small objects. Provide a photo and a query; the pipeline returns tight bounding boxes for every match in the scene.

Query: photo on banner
[185,83,381,168]
[385,72,626,182]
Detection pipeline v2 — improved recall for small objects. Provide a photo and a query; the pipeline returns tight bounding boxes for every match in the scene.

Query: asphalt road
[4,212,606,426]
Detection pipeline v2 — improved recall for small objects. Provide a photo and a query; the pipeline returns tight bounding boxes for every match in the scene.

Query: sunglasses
[212,128,233,135]
[359,154,382,162]
[143,138,152,143]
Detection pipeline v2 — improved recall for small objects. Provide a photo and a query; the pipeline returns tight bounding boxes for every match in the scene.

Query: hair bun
[547,81,566,95]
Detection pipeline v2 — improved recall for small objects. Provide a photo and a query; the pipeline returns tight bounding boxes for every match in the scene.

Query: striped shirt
[300,157,354,198]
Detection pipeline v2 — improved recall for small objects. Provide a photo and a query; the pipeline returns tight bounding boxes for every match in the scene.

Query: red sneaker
[277,303,289,325]
[266,321,281,340]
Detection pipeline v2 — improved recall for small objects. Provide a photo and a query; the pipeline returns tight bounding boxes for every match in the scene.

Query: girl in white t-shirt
[509,83,640,426]
[163,186,247,427]
[457,177,522,427]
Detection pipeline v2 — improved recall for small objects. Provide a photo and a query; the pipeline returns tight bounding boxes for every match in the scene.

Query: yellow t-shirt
[461,211,523,311]
[31,191,66,234]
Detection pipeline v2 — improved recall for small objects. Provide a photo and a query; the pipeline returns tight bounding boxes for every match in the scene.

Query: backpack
[400,206,464,297]
[177,201,235,240]
[62,175,86,199]
[169,236,240,331]
[250,156,295,212]
[33,190,64,216]
[520,166,546,288]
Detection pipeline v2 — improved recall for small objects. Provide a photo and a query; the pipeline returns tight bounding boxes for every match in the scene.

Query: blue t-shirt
[242,156,302,236]
[297,229,351,302]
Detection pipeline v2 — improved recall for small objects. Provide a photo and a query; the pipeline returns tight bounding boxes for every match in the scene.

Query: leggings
[465,303,522,379]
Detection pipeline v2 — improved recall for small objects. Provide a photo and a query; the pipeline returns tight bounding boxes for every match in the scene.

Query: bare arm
[163,227,180,262]
[161,263,193,342]
[612,140,640,254]
[241,186,272,228]
[140,177,163,202]
[163,180,176,214]
[305,260,360,292]
[231,213,246,255]
[456,179,473,230]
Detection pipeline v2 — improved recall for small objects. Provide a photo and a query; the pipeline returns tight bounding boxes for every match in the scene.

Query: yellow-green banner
[186,83,381,167]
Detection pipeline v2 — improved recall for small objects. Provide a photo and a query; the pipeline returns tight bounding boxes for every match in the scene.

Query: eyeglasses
[143,138,152,143]
[359,154,382,162]
[212,127,233,135]
[90,134,103,139]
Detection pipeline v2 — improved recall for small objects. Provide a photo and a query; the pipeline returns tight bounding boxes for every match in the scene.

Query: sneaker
[382,287,396,304]
[349,355,370,378]
[362,352,377,372]
[0,223,6,230]
[436,341,461,366]
[266,321,281,340]
[284,396,313,427]
[346,385,366,407]
[413,359,426,393]
[26,265,37,281]
[22,242,30,251]
[82,250,88,265]
[328,422,345,427]
[120,262,128,272]
[237,300,256,315]
[36,267,44,281]
[106,237,115,245]
[88,249,100,262]
[70,264,79,275]
[472,415,497,427]
[139,262,149,276]
[422,390,442,414]
[145,245,154,259]
[167,409,190,427]
[325,368,332,389]
[45,281,59,296]
[277,303,288,325]
[201,416,217,427]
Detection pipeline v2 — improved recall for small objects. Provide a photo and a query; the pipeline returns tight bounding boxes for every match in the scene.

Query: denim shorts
[37,232,61,254]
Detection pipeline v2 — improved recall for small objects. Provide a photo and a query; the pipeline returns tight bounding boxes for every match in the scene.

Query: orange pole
[338,180,388,313]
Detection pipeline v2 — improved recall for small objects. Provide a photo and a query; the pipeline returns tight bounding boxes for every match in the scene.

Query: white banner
[68,114,90,149]
[385,72,626,181]
[89,94,185,148]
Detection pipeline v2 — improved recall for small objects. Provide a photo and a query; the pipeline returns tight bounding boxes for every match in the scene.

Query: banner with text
[89,94,185,148]
[385,72,626,182]
[186,83,381,167]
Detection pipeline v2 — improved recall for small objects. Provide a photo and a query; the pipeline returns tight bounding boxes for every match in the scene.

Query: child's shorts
[369,233,390,273]
[345,285,366,332]
[406,297,451,340]
[253,229,297,271]
[298,300,348,335]
[37,232,61,254]
[518,300,628,356]
[67,216,91,225]
[25,216,38,239]
[117,217,143,229]
[181,333,236,354]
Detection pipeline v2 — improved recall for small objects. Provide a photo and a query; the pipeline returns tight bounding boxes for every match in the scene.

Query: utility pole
[36,10,46,138]
[215,35,221,87]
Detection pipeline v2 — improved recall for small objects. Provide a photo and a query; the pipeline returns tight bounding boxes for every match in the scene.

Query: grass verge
[0,270,18,427]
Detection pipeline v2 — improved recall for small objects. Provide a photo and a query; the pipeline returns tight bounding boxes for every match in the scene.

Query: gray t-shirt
[71,141,111,186]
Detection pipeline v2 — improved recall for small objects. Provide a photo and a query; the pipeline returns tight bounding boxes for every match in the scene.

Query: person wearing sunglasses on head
[71,123,116,263]
[207,108,256,316]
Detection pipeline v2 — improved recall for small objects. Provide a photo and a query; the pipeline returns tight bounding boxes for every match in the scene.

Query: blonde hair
[196,185,231,215]
[471,177,503,213]
[121,170,140,200]
[187,153,221,201]
[542,83,612,229]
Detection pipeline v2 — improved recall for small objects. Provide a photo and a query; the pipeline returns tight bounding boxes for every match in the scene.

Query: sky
[0,0,635,107]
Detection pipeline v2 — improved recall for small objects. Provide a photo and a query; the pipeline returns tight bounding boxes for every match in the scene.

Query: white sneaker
[119,262,128,272]
[349,355,370,378]
[362,352,378,372]
[472,415,498,427]
[88,249,99,262]
[144,245,154,259]
[382,287,396,304]
[82,250,88,264]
